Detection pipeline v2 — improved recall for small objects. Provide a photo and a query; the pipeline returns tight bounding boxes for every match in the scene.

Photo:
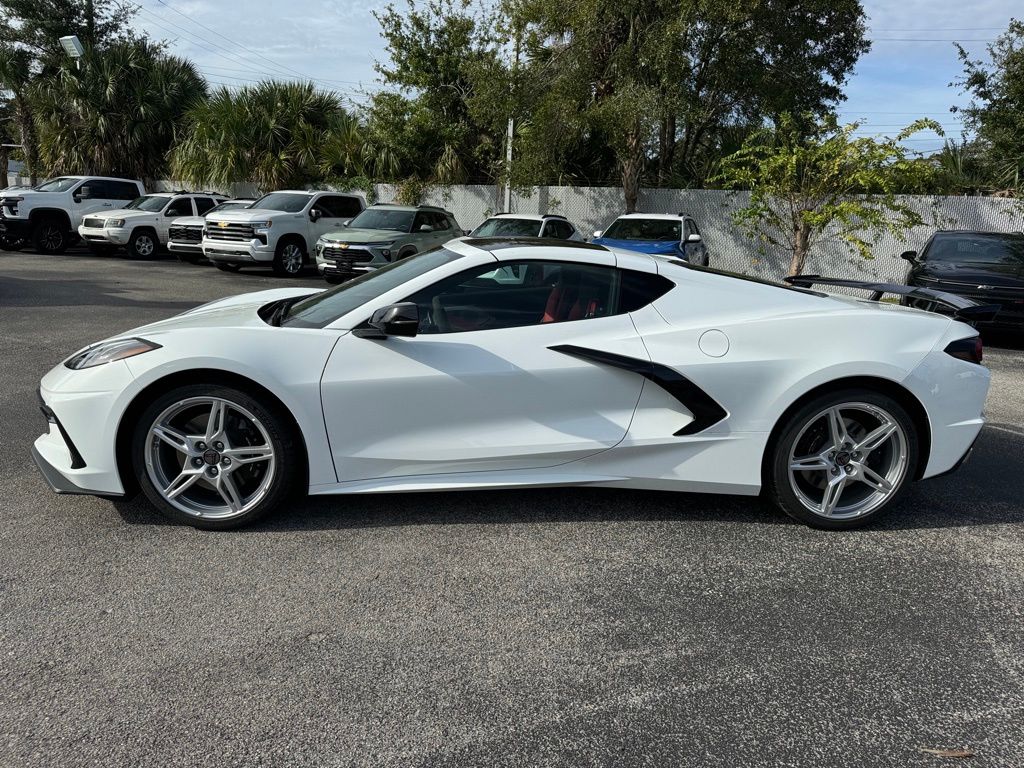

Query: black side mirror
[354,302,419,338]
[899,250,918,262]
[309,208,322,222]
[72,194,81,204]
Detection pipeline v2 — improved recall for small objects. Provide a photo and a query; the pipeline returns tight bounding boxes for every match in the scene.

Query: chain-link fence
[374,183,1024,283]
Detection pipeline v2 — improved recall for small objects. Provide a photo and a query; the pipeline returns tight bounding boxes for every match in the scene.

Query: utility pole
[503,25,521,213]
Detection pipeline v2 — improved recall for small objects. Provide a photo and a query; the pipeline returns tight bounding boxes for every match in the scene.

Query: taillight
[944,336,983,364]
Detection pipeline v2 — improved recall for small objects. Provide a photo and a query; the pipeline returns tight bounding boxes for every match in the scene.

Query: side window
[336,195,363,217]
[689,220,701,237]
[430,211,451,231]
[619,271,674,312]
[404,260,621,334]
[76,180,104,199]
[110,181,140,200]
[165,197,194,217]
[544,220,573,239]
[413,212,432,232]
[194,197,217,215]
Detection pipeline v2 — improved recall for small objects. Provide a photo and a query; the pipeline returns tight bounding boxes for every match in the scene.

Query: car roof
[614,213,689,221]
[462,238,606,253]
[488,213,568,221]
[367,203,452,212]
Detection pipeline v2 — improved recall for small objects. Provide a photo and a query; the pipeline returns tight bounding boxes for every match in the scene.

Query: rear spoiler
[783,275,1001,324]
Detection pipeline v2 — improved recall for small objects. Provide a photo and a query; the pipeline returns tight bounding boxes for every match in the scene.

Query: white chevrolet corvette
[33,238,994,530]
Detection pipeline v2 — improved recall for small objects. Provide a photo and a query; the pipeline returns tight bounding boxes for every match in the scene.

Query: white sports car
[33,239,994,530]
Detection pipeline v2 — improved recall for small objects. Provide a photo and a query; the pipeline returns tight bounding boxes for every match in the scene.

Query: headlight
[371,241,396,248]
[106,218,125,227]
[65,338,161,370]
[251,220,273,229]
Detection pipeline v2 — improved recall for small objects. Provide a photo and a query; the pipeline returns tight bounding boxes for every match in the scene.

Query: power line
[871,37,995,42]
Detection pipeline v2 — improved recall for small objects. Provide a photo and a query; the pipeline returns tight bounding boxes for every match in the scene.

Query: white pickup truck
[0,176,145,254]
[78,191,228,258]
[202,190,366,276]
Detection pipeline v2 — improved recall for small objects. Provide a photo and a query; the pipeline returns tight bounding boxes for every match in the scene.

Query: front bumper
[203,240,274,265]
[78,225,130,245]
[315,245,388,279]
[168,241,204,255]
[0,217,31,237]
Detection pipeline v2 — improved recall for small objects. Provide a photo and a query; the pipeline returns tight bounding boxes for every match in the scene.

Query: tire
[396,247,417,260]
[126,228,158,259]
[87,243,115,256]
[31,216,69,254]
[131,384,301,530]
[215,262,241,272]
[0,234,25,251]
[765,388,919,530]
[272,238,306,276]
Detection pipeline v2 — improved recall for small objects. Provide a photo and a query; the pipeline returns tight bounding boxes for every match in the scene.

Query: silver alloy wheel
[134,234,155,257]
[788,401,909,520]
[281,243,303,273]
[144,396,276,520]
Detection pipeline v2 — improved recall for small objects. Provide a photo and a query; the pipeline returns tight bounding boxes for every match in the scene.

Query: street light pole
[503,25,521,213]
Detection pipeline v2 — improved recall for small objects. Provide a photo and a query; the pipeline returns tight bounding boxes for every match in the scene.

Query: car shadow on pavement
[0,274,199,312]
[110,424,1023,533]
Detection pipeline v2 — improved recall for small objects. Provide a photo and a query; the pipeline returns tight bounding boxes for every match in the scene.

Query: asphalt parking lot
[1,248,1022,768]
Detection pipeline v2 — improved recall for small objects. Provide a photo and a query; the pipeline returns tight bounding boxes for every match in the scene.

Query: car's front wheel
[132,385,301,529]
[273,239,306,276]
[126,229,158,259]
[32,216,69,254]
[766,389,918,529]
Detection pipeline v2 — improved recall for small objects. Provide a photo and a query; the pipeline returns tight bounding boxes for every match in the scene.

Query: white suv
[168,199,253,263]
[202,190,365,276]
[78,192,228,258]
[470,213,584,241]
[0,176,144,254]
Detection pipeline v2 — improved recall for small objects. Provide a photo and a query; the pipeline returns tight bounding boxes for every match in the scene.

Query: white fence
[374,183,1024,283]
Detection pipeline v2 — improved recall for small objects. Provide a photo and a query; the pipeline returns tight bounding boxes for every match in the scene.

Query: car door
[72,180,116,223]
[428,211,454,248]
[320,257,652,482]
[160,196,195,242]
[311,195,361,242]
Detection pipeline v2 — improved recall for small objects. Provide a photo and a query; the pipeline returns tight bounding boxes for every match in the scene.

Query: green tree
[0,46,39,182]
[31,40,204,184]
[172,81,358,192]
[372,0,501,185]
[0,0,138,61]
[715,113,941,276]
[954,19,1024,195]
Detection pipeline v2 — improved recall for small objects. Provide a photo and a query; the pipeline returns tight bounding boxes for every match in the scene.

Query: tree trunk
[620,129,644,213]
[657,114,676,186]
[0,147,8,188]
[15,98,38,185]
[789,220,812,276]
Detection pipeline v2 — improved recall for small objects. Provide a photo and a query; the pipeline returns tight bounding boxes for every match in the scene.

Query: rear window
[925,233,1024,265]
[603,218,681,242]
[472,218,541,238]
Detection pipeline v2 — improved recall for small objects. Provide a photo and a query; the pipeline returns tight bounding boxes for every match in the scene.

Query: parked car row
[0,175,716,286]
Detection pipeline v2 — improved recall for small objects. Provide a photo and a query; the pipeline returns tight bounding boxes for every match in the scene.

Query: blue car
[592,213,710,265]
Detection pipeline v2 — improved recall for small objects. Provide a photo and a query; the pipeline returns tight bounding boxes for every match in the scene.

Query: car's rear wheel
[766,389,918,529]
[132,385,301,529]
[0,234,25,251]
[273,239,306,276]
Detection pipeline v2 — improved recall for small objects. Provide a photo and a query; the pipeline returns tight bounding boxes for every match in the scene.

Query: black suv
[901,230,1024,328]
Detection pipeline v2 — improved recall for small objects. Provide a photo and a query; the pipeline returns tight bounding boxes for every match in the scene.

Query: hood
[322,228,404,245]
[207,207,303,223]
[101,208,155,220]
[593,237,683,256]
[170,215,205,227]
[915,260,1024,289]
[126,287,322,337]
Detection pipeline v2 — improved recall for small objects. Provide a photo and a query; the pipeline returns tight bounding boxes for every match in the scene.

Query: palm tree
[0,46,40,184]
[172,81,356,192]
[31,40,206,185]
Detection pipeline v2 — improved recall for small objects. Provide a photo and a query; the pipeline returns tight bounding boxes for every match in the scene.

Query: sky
[132,0,1023,157]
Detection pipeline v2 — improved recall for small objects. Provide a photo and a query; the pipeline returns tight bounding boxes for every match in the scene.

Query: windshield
[34,177,80,193]
[602,218,681,242]
[208,200,252,215]
[250,192,311,213]
[125,195,170,212]
[471,218,540,237]
[348,208,415,232]
[283,248,467,328]
[925,234,1024,266]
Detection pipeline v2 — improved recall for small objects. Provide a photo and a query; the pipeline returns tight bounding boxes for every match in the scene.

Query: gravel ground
[1,249,1022,768]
